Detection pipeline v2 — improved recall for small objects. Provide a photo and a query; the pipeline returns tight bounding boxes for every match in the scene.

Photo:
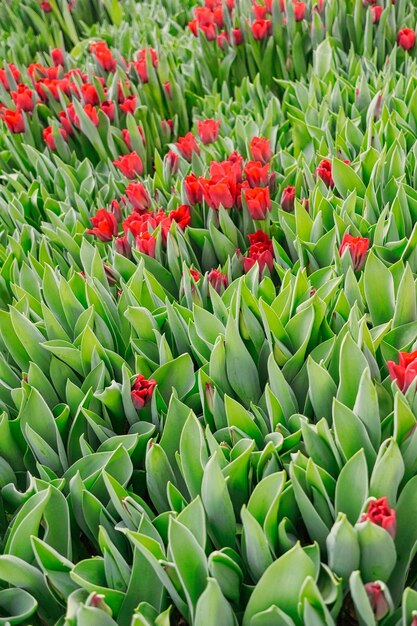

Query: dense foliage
[0,0,417,624]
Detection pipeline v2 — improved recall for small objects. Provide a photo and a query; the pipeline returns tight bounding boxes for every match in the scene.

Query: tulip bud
[364,583,390,620]
[326,514,360,580]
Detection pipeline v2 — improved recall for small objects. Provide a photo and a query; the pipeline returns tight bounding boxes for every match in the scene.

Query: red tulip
[113,152,143,178]
[81,83,99,105]
[370,5,383,23]
[281,185,296,212]
[253,4,267,19]
[125,182,151,212]
[200,177,235,210]
[120,95,137,114]
[51,48,65,66]
[293,1,306,21]
[40,1,52,11]
[250,136,272,164]
[175,132,200,161]
[387,350,417,392]
[339,233,369,271]
[100,100,115,121]
[190,268,201,282]
[169,204,191,230]
[251,19,272,40]
[232,28,244,44]
[11,85,34,112]
[83,104,99,126]
[197,119,221,144]
[115,235,131,257]
[136,231,156,257]
[245,186,271,219]
[43,125,68,150]
[398,28,416,50]
[2,108,24,133]
[165,150,179,175]
[208,269,229,292]
[364,583,390,620]
[360,497,396,538]
[86,209,118,241]
[131,374,157,409]
[90,41,116,71]
[316,158,333,187]
[185,174,204,205]
[244,161,269,187]
[0,64,20,90]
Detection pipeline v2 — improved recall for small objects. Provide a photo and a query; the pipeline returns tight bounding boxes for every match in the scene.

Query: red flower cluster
[188,0,236,44]
[387,350,417,392]
[131,374,157,410]
[86,209,118,242]
[339,233,369,271]
[243,230,274,274]
[360,497,396,538]
[131,48,158,83]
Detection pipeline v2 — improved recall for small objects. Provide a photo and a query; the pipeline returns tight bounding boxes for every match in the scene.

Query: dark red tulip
[339,233,369,271]
[360,497,396,538]
[131,374,157,409]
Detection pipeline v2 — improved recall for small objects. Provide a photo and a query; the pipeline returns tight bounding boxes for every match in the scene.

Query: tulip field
[2,0,417,624]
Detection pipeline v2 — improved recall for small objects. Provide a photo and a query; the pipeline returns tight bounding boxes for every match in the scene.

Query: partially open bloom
[185,174,204,205]
[387,351,417,393]
[175,133,200,161]
[125,182,151,212]
[43,125,68,150]
[251,19,272,40]
[11,85,34,112]
[398,28,416,50]
[169,204,191,230]
[360,497,396,538]
[200,177,235,209]
[120,95,137,114]
[244,161,269,187]
[81,83,99,105]
[197,119,221,144]
[86,209,118,241]
[2,108,24,133]
[0,64,20,90]
[316,158,333,187]
[244,230,274,274]
[250,136,272,164]
[91,41,117,71]
[208,269,229,292]
[131,374,157,409]
[245,187,271,219]
[136,231,156,257]
[339,233,369,271]
[113,152,143,178]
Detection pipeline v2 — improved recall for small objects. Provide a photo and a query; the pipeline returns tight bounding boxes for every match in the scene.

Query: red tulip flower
[2,108,24,133]
[316,158,334,187]
[100,100,115,121]
[165,150,179,175]
[43,125,68,150]
[136,231,156,257]
[387,350,417,392]
[364,583,390,621]
[113,151,143,178]
[86,209,118,241]
[244,161,270,187]
[339,233,369,271]
[190,268,201,282]
[245,186,271,219]
[200,177,235,209]
[51,48,65,66]
[11,85,34,112]
[197,119,221,144]
[131,374,157,409]
[185,174,204,205]
[281,185,296,212]
[91,41,117,71]
[115,235,131,258]
[250,136,273,164]
[208,269,229,292]
[293,1,306,21]
[398,28,416,50]
[175,132,200,161]
[125,182,151,212]
[0,64,20,90]
[370,5,383,23]
[169,204,191,230]
[360,497,396,538]
[251,19,272,40]
[81,83,99,106]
